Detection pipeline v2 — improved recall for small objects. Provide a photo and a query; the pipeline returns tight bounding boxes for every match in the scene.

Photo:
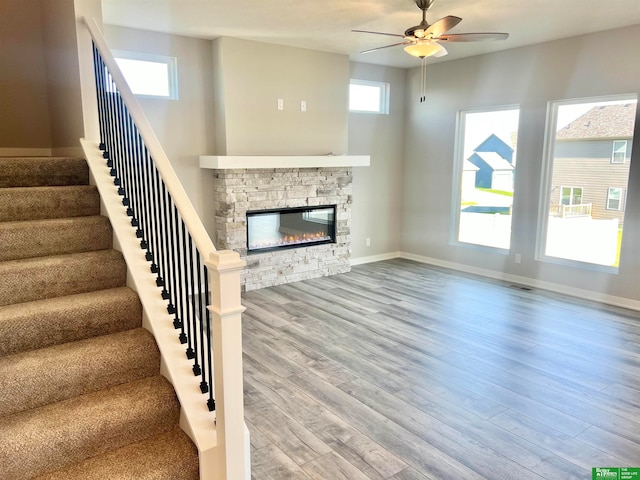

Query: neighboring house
[461,160,479,195]
[552,103,635,223]
[467,134,515,190]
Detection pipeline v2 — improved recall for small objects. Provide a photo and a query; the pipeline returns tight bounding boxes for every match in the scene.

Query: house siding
[551,139,631,223]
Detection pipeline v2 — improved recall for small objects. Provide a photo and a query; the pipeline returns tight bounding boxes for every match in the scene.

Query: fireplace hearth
[247,205,336,254]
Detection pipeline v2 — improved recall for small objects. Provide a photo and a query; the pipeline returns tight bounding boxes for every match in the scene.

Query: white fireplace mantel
[199,155,370,170]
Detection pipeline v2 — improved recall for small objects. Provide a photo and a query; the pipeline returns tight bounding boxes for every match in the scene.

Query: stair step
[0,216,113,262]
[0,250,127,307]
[0,185,100,222]
[0,375,180,479]
[0,157,89,188]
[0,328,160,417]
[0,287,142,357]
[33,425,199,480]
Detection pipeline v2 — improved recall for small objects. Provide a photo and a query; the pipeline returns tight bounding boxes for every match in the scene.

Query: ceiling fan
[353,0,509,59]
[353,0,508,102]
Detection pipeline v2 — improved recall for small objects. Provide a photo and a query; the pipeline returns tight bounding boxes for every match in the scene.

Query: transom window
[349,79,390,114]
[111,50,178,100]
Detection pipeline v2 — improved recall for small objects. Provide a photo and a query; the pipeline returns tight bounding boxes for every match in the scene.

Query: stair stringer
[81,139,219,480]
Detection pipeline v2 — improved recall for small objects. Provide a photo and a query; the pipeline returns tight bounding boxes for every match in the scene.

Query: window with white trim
[111,50,178,99]
[538,95,636,270]
[606,187,624,210]
[612,140,627,163]
[349,79,390,114]
[452,106,520,251]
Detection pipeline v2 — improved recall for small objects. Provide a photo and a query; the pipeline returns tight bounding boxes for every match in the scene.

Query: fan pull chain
[420,56,427,103]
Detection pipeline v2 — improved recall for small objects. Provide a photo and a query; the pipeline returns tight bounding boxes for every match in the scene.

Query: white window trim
[606,187,624,211]
[111,49,179,100]
[536,93,637,274]
[611,140,627,164]
[349,79,390,114]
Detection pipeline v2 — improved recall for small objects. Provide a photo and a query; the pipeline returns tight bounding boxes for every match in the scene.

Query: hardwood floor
[241,259,640,479]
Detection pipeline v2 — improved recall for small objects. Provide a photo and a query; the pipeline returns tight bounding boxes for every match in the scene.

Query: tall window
[111,50,178,99]
[539,96,636,270]
[452,106,520,250]
[349,80,390,114]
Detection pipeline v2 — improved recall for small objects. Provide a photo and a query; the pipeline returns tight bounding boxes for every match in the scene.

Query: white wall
[102,25,217,235]
[212,37,349,156]
[349,62,406,260]
[402,24,640,303]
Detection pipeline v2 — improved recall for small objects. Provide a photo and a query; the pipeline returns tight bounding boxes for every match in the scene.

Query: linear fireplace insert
[246,205,336,254]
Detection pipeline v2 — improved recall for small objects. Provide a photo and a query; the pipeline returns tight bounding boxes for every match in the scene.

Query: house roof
[474,133,514,154]
[470,152,514,171]
[556,103,636,140]
[463,160,479,172]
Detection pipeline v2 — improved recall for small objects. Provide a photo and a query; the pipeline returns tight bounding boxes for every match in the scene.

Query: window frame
[536,93,637,273]
[348,79,390,115]
[560,186,583,206]
[606,187,624,211]
[611,140,627,164]
[111,50,179,100]
[450,104,520,253]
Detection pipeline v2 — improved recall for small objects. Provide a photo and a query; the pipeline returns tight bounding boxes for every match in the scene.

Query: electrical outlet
[366,238,371,247]
[515,253,522,264]
[301,100,307,112]
[277,98,284,111]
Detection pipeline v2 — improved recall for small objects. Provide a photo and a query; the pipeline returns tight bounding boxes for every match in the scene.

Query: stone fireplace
[202,156,368,291]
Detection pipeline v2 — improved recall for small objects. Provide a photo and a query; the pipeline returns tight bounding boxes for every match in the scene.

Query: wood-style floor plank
[243,259,640,479]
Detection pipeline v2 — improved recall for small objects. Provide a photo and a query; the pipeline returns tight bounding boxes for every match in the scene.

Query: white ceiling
[102,0,640,69]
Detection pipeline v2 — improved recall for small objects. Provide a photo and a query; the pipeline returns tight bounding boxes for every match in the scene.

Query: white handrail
[83,17,216,258]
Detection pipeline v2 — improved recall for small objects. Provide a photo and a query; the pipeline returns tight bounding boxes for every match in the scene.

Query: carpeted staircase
[0,156,199,479]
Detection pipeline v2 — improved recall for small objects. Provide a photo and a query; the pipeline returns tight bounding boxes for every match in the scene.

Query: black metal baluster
[204,267,215,411]
[151,167,164,284]
[189,236,201,376]
[182,220,195,359]
[196,252,208,394]
[174,211,186,338]
[165,194,178,316]
[159,181,170,300]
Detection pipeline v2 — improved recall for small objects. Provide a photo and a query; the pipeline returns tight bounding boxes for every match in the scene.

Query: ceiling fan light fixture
[404,40,443,58]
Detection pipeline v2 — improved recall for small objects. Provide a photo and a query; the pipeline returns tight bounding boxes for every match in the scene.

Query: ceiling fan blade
[360,41,413,54]
[424,16,462,38]
[435,32,509,42]
[352,29,405,38]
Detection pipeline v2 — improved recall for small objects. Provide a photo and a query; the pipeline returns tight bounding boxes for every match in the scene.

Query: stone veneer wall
[212,167,352,291]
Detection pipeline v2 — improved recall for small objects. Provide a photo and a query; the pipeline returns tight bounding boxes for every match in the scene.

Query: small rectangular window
[612,140,627,163]
[111,50,178,100]
[349,79,390,114]
[606,187,624,210]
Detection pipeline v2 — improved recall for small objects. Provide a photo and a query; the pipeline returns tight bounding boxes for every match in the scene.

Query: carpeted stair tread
[34,425,199,480]
[0,185,100,222]
[0,215,113,261]
[0,157,88,188]
[0,328,160,417]
[0,287,142,357]
[0,375,180,479]
[0,249,127,306]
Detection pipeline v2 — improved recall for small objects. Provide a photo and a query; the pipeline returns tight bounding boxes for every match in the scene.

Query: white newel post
[206,250,248,480]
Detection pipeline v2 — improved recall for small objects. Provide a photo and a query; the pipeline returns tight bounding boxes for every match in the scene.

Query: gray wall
[0,0,51,148]
[212,37,349,156]
[349,62,406,259]
[102,25,217,235]
[402,24,640,302]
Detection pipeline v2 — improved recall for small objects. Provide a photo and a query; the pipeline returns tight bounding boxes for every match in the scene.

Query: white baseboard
[350,251,401,266]
[0,148,52,157]
[399,251,640,312]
